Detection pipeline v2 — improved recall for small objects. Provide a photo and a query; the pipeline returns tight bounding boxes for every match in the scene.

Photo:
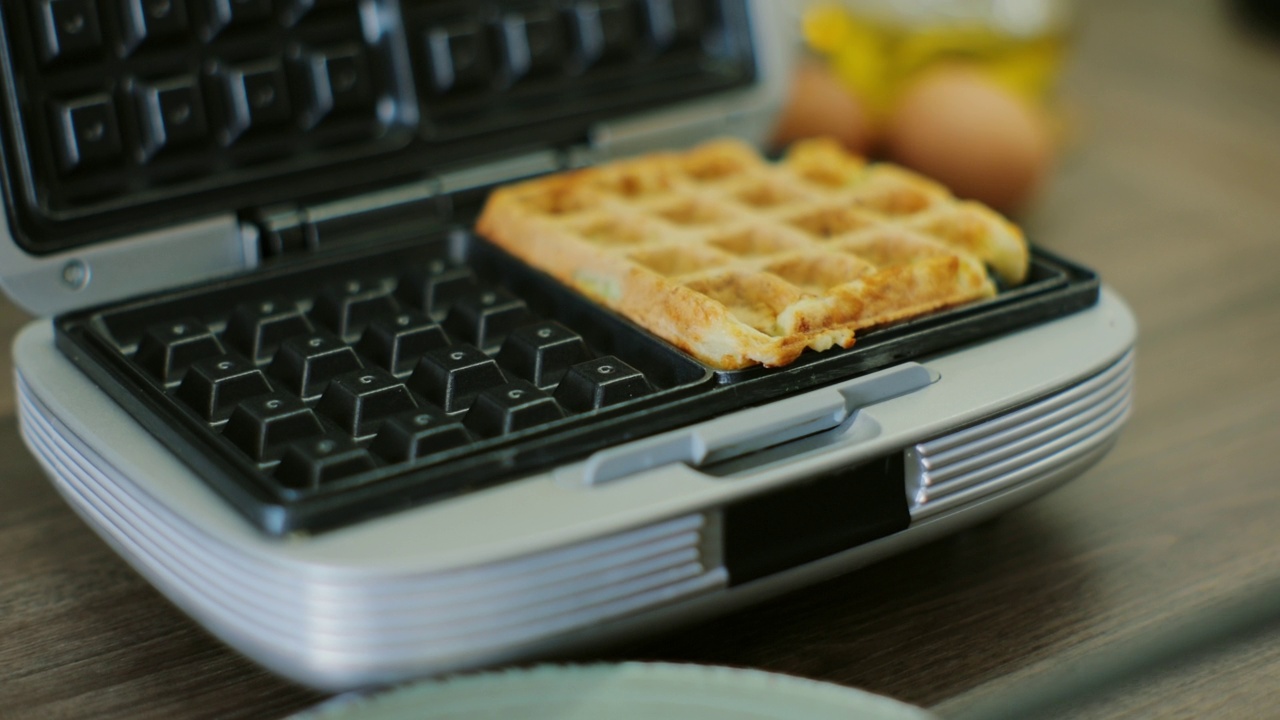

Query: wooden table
[3,1,1279,717]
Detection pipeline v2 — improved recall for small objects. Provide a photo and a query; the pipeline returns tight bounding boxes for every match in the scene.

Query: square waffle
[476,138,1030,370]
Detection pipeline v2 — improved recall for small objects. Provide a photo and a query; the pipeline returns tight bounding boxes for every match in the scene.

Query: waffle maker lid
[0,0,791,316]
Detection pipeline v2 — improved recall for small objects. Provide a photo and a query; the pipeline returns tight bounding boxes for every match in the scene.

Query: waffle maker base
[0,0,1135,692]
[13,283,1135,690]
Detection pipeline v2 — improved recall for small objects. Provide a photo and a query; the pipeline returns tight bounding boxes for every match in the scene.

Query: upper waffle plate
[476,138,1030,369]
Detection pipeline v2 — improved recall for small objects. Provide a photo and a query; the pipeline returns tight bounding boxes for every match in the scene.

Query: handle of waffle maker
[576,363,938,486]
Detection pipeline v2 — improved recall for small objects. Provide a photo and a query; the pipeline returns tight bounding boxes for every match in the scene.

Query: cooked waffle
[475,138,1029,370]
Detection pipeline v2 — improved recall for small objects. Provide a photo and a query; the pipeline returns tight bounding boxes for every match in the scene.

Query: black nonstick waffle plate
[55,230,1098,534]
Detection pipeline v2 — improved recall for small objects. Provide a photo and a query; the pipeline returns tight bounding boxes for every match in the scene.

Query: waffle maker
[0,0,1135,690]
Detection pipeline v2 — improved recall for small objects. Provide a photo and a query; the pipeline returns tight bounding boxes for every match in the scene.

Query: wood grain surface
[3,0,1280,717]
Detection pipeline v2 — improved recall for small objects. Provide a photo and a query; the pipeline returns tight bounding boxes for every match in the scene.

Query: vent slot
[908,351,1135,519]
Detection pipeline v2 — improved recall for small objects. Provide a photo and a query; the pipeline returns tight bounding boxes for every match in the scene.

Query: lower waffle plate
[54,231,1098,535]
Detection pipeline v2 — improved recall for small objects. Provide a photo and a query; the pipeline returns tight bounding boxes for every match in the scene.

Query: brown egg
[771,59,875,156]
[884,65,1052,213]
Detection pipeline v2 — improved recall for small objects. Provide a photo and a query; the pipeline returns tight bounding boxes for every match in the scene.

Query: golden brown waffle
[475,138,1029,370]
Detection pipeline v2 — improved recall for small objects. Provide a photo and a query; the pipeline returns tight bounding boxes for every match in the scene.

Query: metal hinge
[248,150,562,261]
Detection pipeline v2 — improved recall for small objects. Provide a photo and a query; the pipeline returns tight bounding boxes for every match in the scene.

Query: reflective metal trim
[908,351,1135,519]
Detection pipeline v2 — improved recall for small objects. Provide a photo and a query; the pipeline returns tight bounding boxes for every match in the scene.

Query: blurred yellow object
[803,2,1068,122]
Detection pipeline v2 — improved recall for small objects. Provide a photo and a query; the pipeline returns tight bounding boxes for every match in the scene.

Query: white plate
[293,662,936,720]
